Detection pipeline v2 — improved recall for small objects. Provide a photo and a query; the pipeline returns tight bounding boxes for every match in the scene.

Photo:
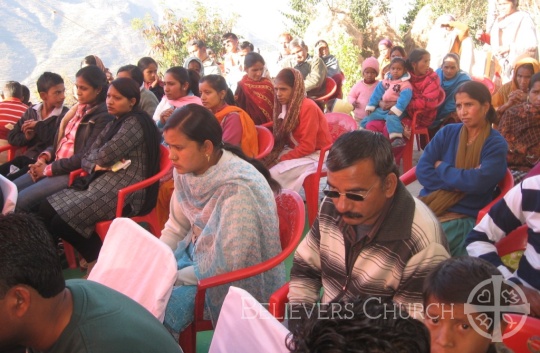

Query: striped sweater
[466,176,540,291]
[289,181,450,317]
[0,98,28,139]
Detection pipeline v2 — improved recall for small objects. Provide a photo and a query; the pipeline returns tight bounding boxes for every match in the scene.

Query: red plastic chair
[331,72,345,99]
[255,125,274,160]
[261,121,274,129]
[313,77,337,105]
[94,144,172,240]
[503,314,540,352]
[0,144,26,161]
[472,76,495,95]
[178,189,305,353]
[63,145,172,268]
[400,167,513,224]
[304,112,358,226]
[402,89,445,172]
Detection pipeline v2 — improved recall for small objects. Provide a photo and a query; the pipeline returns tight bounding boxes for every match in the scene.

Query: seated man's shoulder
[411,197,447,245]
[63,279,181,352]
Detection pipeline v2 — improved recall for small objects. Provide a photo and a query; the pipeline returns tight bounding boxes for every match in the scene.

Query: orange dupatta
[215,105,259,158]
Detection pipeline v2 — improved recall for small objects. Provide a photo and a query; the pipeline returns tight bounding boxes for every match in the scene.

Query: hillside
[0,0,287,101]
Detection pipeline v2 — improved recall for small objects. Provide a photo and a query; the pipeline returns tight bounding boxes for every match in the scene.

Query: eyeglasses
[323,183,377,202]
[222,39,232,47]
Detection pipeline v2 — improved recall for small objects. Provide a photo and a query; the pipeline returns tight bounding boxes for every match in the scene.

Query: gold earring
[205,154,210,162]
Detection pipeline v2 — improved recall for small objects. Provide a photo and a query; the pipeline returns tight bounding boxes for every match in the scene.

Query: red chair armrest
[269,283,289,320]
[399,166,417,185]
[115,159,172,217]
[476,169,514,223]
[68,169,86,186]
[0,144,25,161]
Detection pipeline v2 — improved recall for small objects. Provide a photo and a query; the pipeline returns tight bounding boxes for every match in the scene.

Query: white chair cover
[88,218,177,322]
[209,286,290,353]
[0,174,17,214]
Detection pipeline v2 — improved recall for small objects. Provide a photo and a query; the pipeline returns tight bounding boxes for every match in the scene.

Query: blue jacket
[417,123,508,218]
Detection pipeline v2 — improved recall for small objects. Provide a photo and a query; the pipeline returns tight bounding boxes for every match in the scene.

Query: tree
[283,0,390,37]
[132,2,237,71]
[281,0,390,96]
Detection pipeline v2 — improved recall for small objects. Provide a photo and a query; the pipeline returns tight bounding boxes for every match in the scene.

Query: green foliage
[280,0,320,36]
[400,0,425,35]
[328,35,363,96]
[400,0,487,38]
[131,2,237,71]
[429,0,487,37]
[349,0,389,29]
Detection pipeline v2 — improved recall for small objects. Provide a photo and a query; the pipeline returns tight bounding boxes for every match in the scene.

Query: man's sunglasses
[322,183,376,202]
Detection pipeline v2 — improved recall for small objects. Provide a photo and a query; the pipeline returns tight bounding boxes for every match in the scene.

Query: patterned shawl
[172,151,285,325]
[498,102,540,172]
[263,68,305,165]
[214,105,259,157]
[406,68,441,128]
[236,75,274,125]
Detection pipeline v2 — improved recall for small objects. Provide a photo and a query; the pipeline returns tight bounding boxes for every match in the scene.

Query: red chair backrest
[314,77,337,102]
[255,125,274,160]
[275,189,305,251]
[472,76,495,95]
[325,112,358,142]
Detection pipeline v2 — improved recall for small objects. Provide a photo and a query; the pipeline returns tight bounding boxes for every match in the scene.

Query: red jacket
[280,98,332,161]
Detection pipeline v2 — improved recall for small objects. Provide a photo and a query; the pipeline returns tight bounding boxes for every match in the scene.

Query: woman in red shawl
[235,52,274,125]
[405,49,442,130]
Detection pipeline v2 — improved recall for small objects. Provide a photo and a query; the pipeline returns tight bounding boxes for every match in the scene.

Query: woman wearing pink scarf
[153,67,202,131]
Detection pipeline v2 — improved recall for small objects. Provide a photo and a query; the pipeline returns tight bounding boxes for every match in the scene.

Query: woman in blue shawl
[429,53,471,138]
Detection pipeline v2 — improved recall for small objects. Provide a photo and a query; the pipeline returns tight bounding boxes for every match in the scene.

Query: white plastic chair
[0,174,17,214]
[209,286,290,353]
[88,218,177,322]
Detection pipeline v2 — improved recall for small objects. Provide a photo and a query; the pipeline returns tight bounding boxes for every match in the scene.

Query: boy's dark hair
[36,72,64,94]
[240,41,254,52]
[222,32,238,41]
[0,213,65,298]
[423,257,512,332]
[287,298,430,353]
[21,85,31,105]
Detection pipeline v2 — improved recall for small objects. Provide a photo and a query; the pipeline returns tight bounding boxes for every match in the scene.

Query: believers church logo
[465,275,530,342]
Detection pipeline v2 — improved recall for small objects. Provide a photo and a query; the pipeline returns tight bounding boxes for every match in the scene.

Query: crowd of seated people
[2,12,539,351]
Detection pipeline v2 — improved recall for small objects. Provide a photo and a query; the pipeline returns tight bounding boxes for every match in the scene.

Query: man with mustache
[288,130,450,320]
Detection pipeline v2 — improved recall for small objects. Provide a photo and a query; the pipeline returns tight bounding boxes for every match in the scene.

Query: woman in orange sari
[235,52,274,125]
[200,74,258,157]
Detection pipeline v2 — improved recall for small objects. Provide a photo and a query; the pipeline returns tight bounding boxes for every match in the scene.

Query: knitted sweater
[289,181,450,317]
[347,80,379,121]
